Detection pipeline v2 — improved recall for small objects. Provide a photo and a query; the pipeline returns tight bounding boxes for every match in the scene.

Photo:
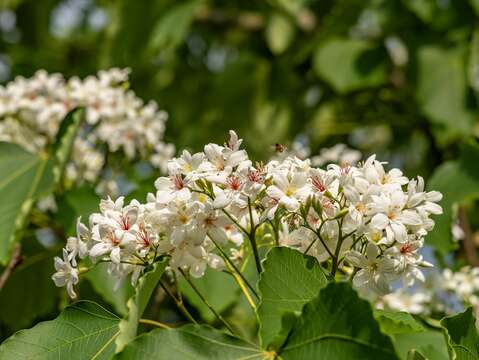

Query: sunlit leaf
[114,325,263,360]
[257,246,328,349]
[115,260,168,352]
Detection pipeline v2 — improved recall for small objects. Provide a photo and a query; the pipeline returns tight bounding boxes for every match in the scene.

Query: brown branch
[0,244,23,290]
[458,207,479,267]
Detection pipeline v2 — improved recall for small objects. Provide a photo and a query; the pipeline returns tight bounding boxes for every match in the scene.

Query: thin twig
[209,235,258,298]
[0,244,22,290]
[458,207,479,267]
[247,197,262,274]
[139,318,171,329]
[158,278,197,324]
[179,268,235,334]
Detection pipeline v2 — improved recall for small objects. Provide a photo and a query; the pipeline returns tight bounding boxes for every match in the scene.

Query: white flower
[379,290,431,314]
[369,191,422,244]
[346,243,398,295]
[52,249,79,299]
[65,218,90,265]
[266,170,310,213]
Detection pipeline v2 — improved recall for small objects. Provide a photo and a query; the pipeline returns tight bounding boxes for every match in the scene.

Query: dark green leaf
[0,249,58,331]
[279,282,399,359]
[0,301,120,359]
[441,307,479,359]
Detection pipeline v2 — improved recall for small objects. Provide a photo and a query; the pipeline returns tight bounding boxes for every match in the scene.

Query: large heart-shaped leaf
[0,142,53,264]
[441,307,479,359]
[279,282,399,359]
[313,37,388,94]
[0,301,120,359]
[257,246,328,348]
[114,324,264,360]
[0,108,85,264]
[115,259,168,352]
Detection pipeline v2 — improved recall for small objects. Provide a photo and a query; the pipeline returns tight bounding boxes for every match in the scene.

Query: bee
[273,143,286,153]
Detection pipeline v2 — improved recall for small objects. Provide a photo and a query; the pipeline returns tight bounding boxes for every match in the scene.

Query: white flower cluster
[443,266,479,308]
[52,131,442,299]
[0,68,173,183]
[377,266,479,325]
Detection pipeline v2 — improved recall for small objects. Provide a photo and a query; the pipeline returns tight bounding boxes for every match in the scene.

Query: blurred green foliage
[2,0,479,342]
[2,0,477,169]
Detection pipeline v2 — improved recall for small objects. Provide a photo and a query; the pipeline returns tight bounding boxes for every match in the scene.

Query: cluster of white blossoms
[0,68,174,183]
[443,266,479,304]
[377,266,479,326]
[52,130,442,299]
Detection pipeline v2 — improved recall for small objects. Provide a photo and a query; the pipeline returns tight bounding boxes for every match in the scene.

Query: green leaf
[0,108,84,264]
[257,246,328,349]
[178,267,239,322]
[265,12,295,55]
[149,1,201,52]
[427,141,479,255]
[441,307,479,359]
[416,45,475,144]
[114,324,264,360]
[313,37,388,94]
[0,249,58,331]
[84,263,134,317]
[50,108,85,185]
[374,309,424,335]
[0,301,120,359]
[56,185,100,235]
[279,282,399,359]
[393,330,449,360]
[115,259,168,352]
[0,143,53,264]
[407,349,427,360]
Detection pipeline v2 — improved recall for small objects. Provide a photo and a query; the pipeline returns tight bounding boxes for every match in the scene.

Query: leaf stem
[330,218,345,278]
[179,268,235,334]
[158,278,197,324]
[139,318,171,329]
[247,197,262,274]
[209,235,258,298]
